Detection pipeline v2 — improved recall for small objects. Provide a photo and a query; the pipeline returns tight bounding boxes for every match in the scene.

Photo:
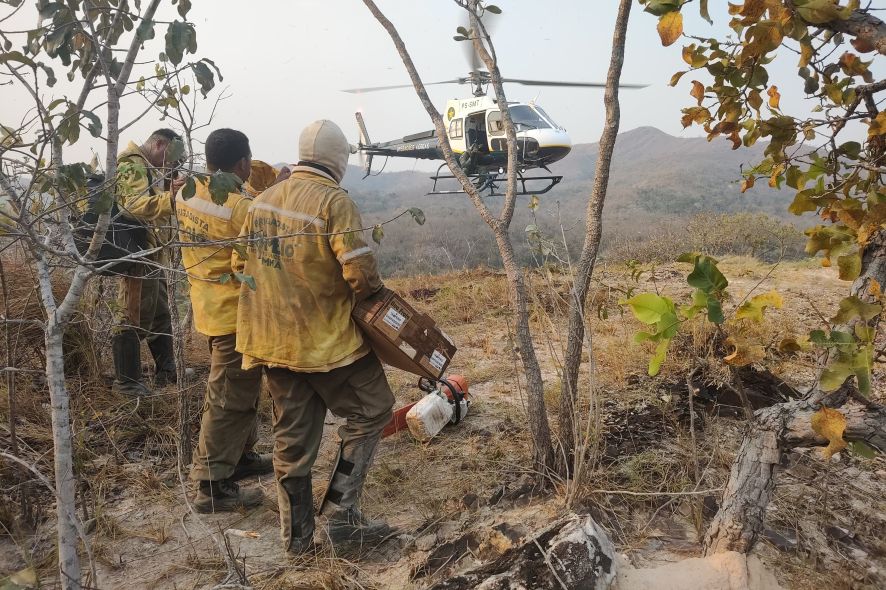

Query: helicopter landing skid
[428,167,562,197]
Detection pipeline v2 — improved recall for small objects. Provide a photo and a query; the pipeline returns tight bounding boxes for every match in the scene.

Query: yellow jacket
[116,141,174,255]
[176,178,252,336]
[234,168,383,372]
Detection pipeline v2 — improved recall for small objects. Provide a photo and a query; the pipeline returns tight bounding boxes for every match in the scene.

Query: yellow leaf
[778,335,811,354]
[767,85,781,109]
[868,111,886,137]
[723,335,766,366]
[736,290,784,321]
[690,80,705,105]
[658,11,684,47]
[748,89,763,112]
[799,41,814,67]
[670,70,687,86]
[811,407,848,459]
[870,279,882,300]
[740,175,755,193]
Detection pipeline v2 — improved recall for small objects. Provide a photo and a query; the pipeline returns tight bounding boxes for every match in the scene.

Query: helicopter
[344,69,646,196]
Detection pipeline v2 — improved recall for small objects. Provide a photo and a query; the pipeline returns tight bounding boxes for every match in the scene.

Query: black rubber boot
[112,330,151,397]
[281,477,315,555]
[231,451,274,481]
[148,333,177,386]
[320,435,394,545]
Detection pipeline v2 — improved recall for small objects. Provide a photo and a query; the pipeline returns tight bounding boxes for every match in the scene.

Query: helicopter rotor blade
[499,77,648,89]
[461,8,497,73]
[341,79,461,94]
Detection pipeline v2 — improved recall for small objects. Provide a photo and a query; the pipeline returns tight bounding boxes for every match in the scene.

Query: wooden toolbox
[353,288,456,380]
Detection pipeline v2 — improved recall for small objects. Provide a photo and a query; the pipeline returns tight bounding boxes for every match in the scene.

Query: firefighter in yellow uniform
[234,120,395,554]
[113,129,184,396]
[176,129,276,512]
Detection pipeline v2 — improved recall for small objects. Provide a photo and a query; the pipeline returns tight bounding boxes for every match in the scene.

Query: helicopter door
[465,112,489,152]
[448,117,466,153]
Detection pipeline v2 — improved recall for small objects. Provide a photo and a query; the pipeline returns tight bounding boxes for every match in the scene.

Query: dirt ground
[1,258,884,589]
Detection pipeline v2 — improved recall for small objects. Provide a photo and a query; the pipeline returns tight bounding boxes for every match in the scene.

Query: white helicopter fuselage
[443,96,572,169]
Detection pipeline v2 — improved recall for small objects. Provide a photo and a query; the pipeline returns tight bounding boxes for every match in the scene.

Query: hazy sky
[1,1,879,172]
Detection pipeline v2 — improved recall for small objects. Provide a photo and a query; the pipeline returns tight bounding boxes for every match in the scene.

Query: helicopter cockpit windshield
[487,104,560,135]
[508,105,549,130]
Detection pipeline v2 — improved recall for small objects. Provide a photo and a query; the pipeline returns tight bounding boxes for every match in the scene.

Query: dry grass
[1,253,879,589]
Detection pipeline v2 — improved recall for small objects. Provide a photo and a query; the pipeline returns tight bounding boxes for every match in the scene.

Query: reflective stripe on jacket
[176,178,251,336]
[234,169,383,372]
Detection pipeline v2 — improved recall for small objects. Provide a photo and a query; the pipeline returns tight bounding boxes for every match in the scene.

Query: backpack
[74,169,150,277]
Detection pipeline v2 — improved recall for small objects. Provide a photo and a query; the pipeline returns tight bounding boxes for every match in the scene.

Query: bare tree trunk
[41,301,81,589]
[558,0,632,468]
[705,228,886,554]
[704,389,886,553]
[0,257,18,458]
[167,249,192,467]
[362,0,556,471]
[493,227,553,468]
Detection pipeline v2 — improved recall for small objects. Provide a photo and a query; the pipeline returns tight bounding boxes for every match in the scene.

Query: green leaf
[680,289,708,320]
[687,256,728,294]
[847,441,877,459]
[407,207,426,225]
[80,109,102,137]
[676,251,718,264]
[136,18,155,41]
[456,26,470,36]
[485,4,502,14]
[622,293,674,325]
[181,176,196,200]
[699,0,712,24]
[207,171,240,205]
[648,338,671,376]
[177,0,193,18]
[706,297,724,324]
[371,224,384,244]
[232,243,248,260]
[234,272,256,290]
[0,51,36,68]
[191,59,222,97]
[453,35,468,42]
[643,0,682,17]
[831,296,882,324]
[837,251,862,281]
[164,20,197,66]
[166,137,186,164]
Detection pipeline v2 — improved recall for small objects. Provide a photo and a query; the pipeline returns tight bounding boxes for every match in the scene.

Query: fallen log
[704,388,886,554]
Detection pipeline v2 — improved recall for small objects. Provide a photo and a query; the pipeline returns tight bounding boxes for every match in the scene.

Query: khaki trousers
[115,267,172,340]
[265,352,394,490]
[190,333,263,481]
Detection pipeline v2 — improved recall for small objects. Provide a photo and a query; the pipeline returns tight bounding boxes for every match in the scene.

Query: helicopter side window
[487,111,504,136]
[448,118,463,140]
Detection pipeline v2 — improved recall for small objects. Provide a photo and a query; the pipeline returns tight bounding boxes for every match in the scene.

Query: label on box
[429,350,447,371]
[399,342,417,358]
[383,307,406,331]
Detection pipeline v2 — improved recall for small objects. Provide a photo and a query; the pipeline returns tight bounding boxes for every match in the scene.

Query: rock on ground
[429,513,616,590]
[615,551,783,590]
